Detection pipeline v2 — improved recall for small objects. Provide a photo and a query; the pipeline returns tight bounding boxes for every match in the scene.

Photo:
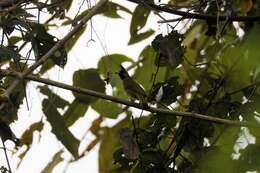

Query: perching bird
[118,65,147,106]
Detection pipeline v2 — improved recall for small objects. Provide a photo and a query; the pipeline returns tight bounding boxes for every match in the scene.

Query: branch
[127,0,260,22]
[0,69,258,128]
[0,0,108,110]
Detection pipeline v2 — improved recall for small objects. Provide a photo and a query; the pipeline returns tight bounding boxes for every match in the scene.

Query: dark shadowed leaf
[29,23,67,68]
[21,121,44,146]
[63,99,88,127]
[38,85,69,109]
[42,99,79,158]
[72,69,105,104]
[119,128,140,160]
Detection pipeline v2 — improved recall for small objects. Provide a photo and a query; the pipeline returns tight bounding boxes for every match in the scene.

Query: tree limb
[0,69,258,128]
[127,0,260,22]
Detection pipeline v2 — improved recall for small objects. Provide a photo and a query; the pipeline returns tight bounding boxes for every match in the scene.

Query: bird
[118,65,147,106]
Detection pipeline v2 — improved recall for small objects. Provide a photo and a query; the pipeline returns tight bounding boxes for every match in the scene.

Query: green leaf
[42,99,79,158]
[66,27,86,52]
[21,121,44,146]
[190,127,240,173]
[130,5,150,34]
[63,99,88,127]
[128,30,155,45]
[98,54,133,76]
[97,54,133,99]
[133,46,167,90]
[41,150,64,173]
[38,85,69,109]
[62,2,131,25]
[72,69,105,104]
[39,59,55,75]
[102,2,132,18]
[91,99,122,119]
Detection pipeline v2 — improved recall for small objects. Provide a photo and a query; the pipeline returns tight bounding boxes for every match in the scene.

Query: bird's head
[118,65,130,80]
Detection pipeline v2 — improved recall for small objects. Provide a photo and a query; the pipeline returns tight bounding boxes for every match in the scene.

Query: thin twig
[0,69,257,128]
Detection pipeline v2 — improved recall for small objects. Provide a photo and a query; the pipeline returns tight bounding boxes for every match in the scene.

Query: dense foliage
[0,0,259,172]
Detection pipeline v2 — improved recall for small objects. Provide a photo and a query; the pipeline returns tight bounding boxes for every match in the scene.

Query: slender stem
[1,139,12,173]
[0,69,257,128]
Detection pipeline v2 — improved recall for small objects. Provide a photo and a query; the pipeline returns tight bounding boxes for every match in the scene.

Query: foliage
[0,0,259,173]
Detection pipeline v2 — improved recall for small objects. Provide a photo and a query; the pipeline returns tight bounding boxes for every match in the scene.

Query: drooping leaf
[38,85,69,109]
[21,121,44,146]
[62,2,131,25]
[130,5,150,34]
[133,46,167,90]
[128,30,155,45]
[42,99,79,158]
[29,23,67,68]
[97,54,133,98]
[72,69,105,104]
[63,99,88,127]
[91,99,122,119]
[41,150,64,173]
[65,27,86,52]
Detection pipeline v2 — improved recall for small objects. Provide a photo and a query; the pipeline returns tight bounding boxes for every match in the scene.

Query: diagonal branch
[0,69,258,128]
[127,0,260,22]
[0,0,108,111]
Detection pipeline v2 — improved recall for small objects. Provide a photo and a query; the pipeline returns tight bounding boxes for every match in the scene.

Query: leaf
[38,85,69,109]
[98,54,133,77]
[91,99,122,119]
[62,2,131,25]
[102,2,132,18]
[128,30,155,45]
[65,27,86,52]
[190,127,240,173]
[133,46,167,90]
[39,59,55,75]
[63,99,88,127]
[0,46,20,63]
[29,23,67,68]
[128,5,153,45]
[42,99,79,158]
[21,121,44,146]
[41,150,64,173]
[72,69,105,104]
[130,5,150,34]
